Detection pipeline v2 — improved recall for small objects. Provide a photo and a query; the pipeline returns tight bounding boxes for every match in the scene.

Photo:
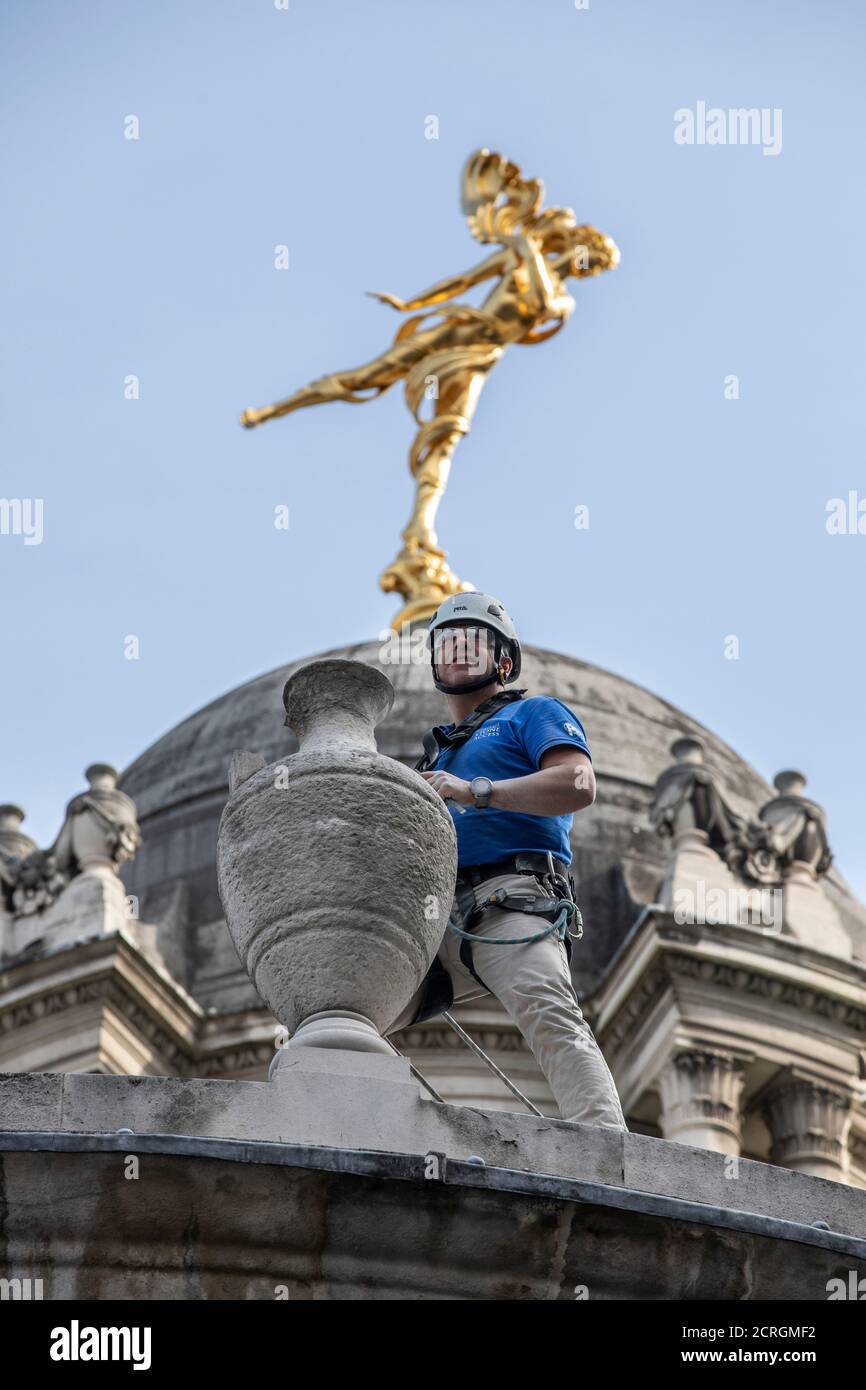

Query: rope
[383,888,585,1119]
[386,1016,544,1118]
[446,898,582,947]
[381,1034,446,1103]
[441,1012,544,1117]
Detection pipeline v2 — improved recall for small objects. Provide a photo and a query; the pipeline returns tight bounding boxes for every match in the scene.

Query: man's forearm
[487,766,594,816]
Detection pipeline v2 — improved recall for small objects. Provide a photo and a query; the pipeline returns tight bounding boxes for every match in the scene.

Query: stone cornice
[195,1040,277,1077]
[390,1022,526,1053]
[0,935,265,1075]
[0,971,189,1072]
[597,947,866,1055]
[655,916,866,986]
[593,910,866,1034]
[0,937,311,1078]
[0,929,202,1028]
[592,957,671,1052]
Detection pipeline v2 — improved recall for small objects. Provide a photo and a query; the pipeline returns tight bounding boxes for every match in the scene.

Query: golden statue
[241,149,619,629]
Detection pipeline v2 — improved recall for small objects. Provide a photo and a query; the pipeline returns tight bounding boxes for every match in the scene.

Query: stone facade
[2,641,865,1192]
[2,653,866,1299]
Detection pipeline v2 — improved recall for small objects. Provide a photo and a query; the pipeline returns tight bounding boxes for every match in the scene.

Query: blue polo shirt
[429,695,591,868]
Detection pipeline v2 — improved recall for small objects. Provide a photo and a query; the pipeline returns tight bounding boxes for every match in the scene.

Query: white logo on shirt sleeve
[564,721,582,738]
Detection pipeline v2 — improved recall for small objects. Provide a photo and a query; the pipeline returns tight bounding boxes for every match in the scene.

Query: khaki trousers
[387,870,628,1130]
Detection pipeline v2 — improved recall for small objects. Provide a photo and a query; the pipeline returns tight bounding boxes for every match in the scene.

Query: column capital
[657,1044,753,1155]
[751,1067,854,1179]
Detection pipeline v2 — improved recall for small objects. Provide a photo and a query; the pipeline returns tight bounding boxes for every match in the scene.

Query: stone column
[658,1047,751,1155]
[756,1069,853,1181]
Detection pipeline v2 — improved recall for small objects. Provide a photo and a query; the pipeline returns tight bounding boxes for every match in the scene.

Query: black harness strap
[453,880,491,990]
[413,687,528,774]
[408,876,579,1026]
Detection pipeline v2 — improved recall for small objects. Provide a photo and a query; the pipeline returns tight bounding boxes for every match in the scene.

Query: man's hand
[420,770,474,807]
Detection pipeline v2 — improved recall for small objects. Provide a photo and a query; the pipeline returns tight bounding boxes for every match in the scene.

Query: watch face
[472,777,492,804]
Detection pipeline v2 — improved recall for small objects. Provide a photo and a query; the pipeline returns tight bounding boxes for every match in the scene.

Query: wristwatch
[469,776,494,809]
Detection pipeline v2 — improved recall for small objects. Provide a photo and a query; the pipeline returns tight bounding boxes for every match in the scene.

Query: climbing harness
[407,852,584,1025]
[384,856,588,1120]
[446,881,583,948]
[445,882,581,986]
[447,851,582,994]
[387,862,583,1120]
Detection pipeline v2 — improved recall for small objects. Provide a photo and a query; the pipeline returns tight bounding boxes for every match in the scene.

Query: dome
[119,638,866,1013]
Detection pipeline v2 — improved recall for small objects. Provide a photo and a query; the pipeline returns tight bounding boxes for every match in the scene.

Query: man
[386,592,627,1131]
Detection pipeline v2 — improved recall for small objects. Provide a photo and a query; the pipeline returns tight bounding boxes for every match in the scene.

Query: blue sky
[2,0,864,898]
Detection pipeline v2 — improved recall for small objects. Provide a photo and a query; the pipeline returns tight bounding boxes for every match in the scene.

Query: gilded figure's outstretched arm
[368,247,510,312]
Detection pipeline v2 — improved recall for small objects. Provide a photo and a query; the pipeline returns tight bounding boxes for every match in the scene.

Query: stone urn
[216,658,457,1055]
[758,770,832,876]
[63,764,142,871]
[0,805,37,866]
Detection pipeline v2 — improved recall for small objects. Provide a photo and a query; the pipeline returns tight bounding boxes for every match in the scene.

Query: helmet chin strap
[432,668,499,695]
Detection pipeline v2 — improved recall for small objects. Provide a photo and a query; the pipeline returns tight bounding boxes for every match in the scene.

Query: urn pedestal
[217,658,457,1058]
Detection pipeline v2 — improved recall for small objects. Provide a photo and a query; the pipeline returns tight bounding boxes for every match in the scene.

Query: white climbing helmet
[427,593,522,694]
